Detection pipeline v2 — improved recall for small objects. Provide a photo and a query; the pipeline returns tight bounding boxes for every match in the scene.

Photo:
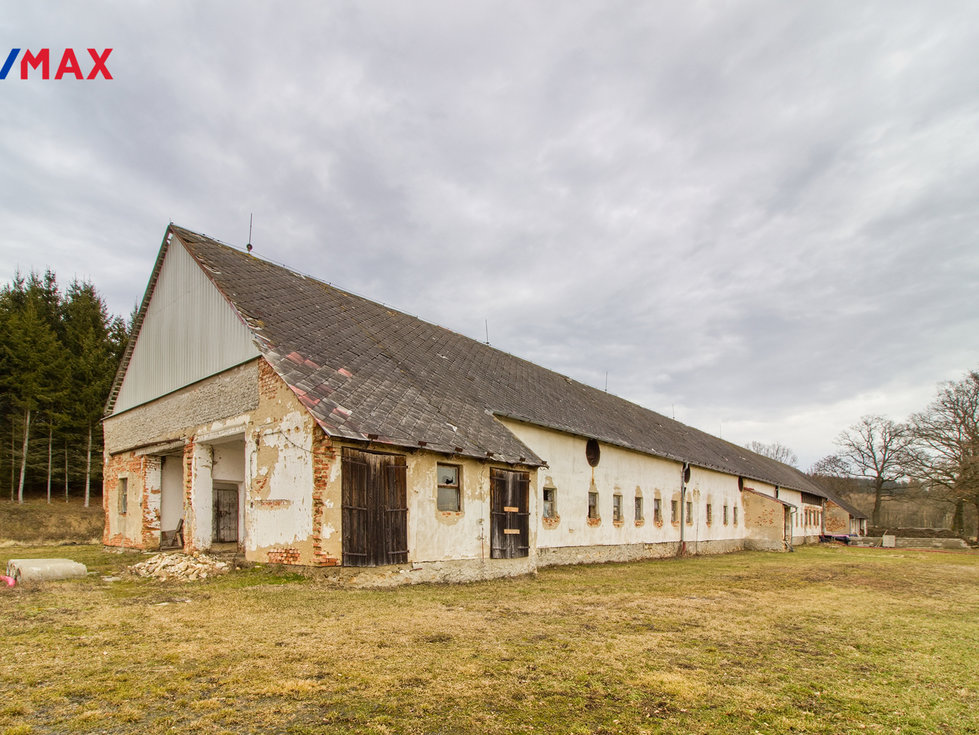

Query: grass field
[0,497,103,545]
[0,545,977,735]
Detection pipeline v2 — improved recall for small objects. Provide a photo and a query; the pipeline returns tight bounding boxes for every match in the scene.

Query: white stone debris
[128,552,230,582]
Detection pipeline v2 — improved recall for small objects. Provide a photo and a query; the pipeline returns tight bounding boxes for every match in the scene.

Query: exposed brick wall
[141,455,162,548]
[182,442,195,553]
[267,548,301,564]
[824,502,850,534]
[258,358,280,401]
[103,452,152,550]
[311,427,339,566]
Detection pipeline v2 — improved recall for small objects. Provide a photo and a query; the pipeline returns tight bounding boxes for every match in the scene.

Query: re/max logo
[0,48,112,80]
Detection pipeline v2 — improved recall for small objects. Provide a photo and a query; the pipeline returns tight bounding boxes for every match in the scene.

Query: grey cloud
[1,0,977,471]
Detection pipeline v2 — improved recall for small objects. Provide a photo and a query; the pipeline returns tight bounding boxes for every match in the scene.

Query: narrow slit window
[671,499,679,524]
[117,477,128,515]
[542,487,557,519]
[613,494,623,523]
[587,491,599,520]
[636,495,645,522]
[705,503,712,525]
[653,497,661,524]
[686,501,693,525]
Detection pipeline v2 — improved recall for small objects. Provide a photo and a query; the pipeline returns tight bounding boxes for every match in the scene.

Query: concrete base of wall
[744,538,788,552]
[297,555,538,587]
[538,538,745,567]
[853,536,972,550]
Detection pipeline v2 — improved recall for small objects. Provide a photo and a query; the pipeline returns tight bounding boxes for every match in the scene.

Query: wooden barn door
[212,484,239,543]
[341,449,408,567]
[490,468,530,559]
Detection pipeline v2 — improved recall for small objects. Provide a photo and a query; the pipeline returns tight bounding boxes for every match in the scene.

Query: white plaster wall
[213,443,246,483]
[245,409,315,550]
[160,455,183,532]
[498,419,744,550]
[188,444,213,550]
[407,454,498,562]
[124,473,144,541]
[685,466,744,544]
[745,480,777,499]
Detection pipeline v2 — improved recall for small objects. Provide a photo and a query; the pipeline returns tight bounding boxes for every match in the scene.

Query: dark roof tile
[169,225,829,494]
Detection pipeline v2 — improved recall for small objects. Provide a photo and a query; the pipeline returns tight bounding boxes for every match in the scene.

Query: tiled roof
[161,225,830,497]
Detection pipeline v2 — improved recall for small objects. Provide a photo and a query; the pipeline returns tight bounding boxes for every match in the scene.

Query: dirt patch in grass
[0,497,103,544]
[0,545,977,734]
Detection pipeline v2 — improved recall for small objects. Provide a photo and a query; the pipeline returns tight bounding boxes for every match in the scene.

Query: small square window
[587,491,599,520]
[653,497,662,524]
[117,477,128,515]
[686,501,693,525]
[705,503,712,525]
[437,464,461,512]
[635,495,644,522]
[613,494,623,522]
[671,499,679,524]
[542,487,557,518]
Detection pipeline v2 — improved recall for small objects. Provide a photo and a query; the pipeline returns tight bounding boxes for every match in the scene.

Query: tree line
[810,368,979,538]
[0,270,128,505]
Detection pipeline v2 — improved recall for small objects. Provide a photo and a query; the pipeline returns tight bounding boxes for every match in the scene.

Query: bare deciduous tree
[906,370,979,539]
[745,440,798,467]
[829,415,912,526]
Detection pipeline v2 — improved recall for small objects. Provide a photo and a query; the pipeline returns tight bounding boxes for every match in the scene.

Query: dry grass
[0,545,977,734]
[0,498,103,545]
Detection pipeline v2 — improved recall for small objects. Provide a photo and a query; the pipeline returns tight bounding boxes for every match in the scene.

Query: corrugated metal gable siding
[112,241,260,414]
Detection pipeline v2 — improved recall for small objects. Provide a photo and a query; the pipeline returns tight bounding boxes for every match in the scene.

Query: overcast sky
[2,2,977,469]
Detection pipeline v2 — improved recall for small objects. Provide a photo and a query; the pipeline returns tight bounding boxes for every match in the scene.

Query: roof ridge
[134,224,825,490]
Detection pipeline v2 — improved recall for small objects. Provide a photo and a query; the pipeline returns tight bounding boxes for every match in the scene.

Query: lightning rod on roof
[485,319,489,345]
[246,213,253,253]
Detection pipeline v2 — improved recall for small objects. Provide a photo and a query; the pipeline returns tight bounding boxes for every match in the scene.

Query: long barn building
[102,225,864,583]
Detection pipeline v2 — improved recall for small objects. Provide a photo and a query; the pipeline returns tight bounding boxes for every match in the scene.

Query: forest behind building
[0,270,128,505]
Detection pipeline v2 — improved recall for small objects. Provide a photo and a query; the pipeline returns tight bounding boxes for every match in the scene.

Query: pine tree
[0,270,126,503]
[0,299,69,502]
[63,280,121,507]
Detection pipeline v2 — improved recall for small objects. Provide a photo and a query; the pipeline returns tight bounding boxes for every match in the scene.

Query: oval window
[585,438,600,467]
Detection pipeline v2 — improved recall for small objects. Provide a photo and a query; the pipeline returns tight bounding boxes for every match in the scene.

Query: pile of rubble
[128,553,230,582]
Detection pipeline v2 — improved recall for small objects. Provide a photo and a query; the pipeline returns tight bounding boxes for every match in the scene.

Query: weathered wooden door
[341,448,408,567]
[212,484,239,543]
[490,468,530,559]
